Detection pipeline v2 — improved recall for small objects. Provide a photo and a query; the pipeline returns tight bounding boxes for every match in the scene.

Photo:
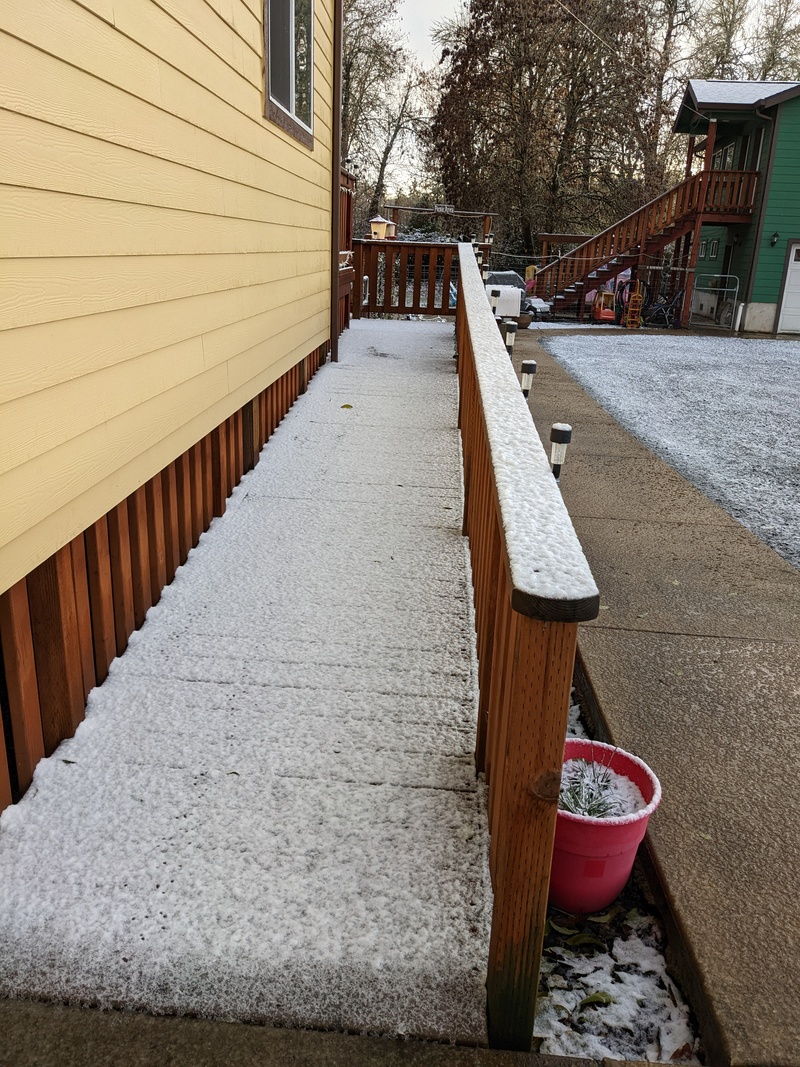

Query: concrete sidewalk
[517,331,800,1067]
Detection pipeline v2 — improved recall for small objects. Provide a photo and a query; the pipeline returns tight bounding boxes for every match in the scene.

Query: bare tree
[341,0,405,162]
[747,0,800,78]
[689,0,751,78]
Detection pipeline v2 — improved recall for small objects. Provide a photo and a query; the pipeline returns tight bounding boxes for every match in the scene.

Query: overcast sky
[396,0,461,67]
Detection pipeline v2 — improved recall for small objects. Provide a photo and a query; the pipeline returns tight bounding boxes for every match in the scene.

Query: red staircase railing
[534,170,758,304]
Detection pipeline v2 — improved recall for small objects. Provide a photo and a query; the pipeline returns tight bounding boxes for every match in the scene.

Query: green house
[674,79,800,334]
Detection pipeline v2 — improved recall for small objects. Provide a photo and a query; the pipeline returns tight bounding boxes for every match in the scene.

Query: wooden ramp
[0,321,492,1044]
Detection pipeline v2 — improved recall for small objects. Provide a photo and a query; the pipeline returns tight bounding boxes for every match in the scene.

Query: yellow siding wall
[0,0,334,593]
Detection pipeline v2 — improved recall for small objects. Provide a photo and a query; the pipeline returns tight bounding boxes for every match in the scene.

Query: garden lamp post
[521,359,537,398]
[503,320,518,359]
[550,423,572,480]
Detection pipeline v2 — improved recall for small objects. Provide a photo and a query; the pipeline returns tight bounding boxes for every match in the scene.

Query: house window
[712,143,735,170]
[265,0,313,147]
[698,239,707,259]
[709,239,719,259]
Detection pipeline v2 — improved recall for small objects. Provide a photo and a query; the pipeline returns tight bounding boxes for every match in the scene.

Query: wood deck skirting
[0,343,328,810]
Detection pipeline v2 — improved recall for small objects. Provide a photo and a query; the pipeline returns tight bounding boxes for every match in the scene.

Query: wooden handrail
[534,170,758,302]
[352,240,461,318]
[456,243,599,1050]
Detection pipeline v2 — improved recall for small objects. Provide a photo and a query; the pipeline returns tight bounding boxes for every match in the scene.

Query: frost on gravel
[542,333,800,568]
[0,320,492,1043]
[535,909,700,1063]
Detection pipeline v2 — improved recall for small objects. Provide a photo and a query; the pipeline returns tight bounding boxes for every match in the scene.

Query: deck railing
[456,244,599,1051]
[352,239,462,318]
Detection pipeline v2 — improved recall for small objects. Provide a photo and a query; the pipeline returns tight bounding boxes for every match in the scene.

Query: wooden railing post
[486,617,578,1049]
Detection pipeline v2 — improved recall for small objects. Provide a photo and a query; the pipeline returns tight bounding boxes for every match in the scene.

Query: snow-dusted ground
[529,321,623,331]
[0,321,492,1042]
[540,333,800,568]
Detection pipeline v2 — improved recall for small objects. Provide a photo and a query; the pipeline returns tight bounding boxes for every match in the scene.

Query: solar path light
[521,359,537,398]
[490,288,501,316]
[503,320,518,358]
[550,423,572,481]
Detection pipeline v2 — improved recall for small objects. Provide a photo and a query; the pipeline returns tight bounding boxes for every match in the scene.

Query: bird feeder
[369,215,392,240]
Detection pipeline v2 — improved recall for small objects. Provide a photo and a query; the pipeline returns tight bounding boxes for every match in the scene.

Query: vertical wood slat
[189,442,204,547]
[145,473,167,606]
[27,545,86,755]
[226,416,237,493]
[127,486,151,630]
[427,247,438,312]
[242,400,256,474]
[412,247,423,310]
[70,533,96,701]
[234,409,244,486]
[0,579,45,795]
[398,247,409,312]
[0,727,10,813]
[202,433,214,527]
[162,462,181,582]
[107,501,136,656]
[175,450,193,564]
[84,516,117,684]
[211,424,228,518]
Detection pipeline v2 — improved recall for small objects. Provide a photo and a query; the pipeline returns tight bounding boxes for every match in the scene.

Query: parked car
[486,271,551,318]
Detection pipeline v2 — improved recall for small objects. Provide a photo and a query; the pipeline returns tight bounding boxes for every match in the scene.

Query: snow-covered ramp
[0,321,491,1043]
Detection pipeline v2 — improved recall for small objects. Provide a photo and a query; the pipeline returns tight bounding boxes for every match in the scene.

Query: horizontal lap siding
[752,97,800,303]
[0,0,335,593]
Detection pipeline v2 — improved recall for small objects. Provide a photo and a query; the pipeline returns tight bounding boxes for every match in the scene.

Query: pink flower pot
[549,739,662,915]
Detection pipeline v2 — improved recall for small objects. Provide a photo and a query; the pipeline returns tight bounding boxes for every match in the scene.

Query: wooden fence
[0,345,329,812]
[455,244,599,1050]
[352,240,464,318]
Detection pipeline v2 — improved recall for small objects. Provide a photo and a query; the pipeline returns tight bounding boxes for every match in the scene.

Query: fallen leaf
[670,1043,693,1061]
[579,991,615,1009]
[549,920,577,935]
[341,403,353,409]
[566,933,607,950]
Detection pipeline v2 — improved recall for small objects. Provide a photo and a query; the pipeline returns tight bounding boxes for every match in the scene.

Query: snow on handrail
[457,243,599,622]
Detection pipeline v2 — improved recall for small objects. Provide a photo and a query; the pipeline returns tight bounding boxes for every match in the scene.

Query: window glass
[269,0,291,111]
[267,0,313,137]
[294,0,312,128]
[698,239,707,259]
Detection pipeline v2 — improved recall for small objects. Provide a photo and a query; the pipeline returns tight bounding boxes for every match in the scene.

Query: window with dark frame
[709,239,719,260]
[265,0,314,147]
[698,239,707,259]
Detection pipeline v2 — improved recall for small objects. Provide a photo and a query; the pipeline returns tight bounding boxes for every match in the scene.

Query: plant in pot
[549,738,662,915]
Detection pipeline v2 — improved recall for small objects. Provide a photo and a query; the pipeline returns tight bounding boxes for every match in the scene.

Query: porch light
[550,422,572,481]
[521,359,537,397]
[490,288,501,316]
[771,232,780,246]
[369,215,392,240]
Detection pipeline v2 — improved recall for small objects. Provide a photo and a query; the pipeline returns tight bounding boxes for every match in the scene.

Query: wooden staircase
[533,170,758,315]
